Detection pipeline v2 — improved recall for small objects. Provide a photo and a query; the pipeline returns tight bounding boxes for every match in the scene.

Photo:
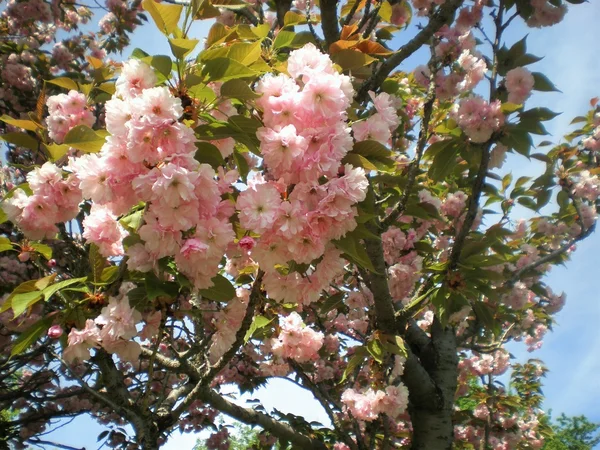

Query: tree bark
[410,319,458,450]
[410,408,455,450]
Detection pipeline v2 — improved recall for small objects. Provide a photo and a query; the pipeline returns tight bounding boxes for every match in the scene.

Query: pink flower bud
[238,236,256,252]
[47,259,57,268]
[47,325,63,339]
[18,252,30,262]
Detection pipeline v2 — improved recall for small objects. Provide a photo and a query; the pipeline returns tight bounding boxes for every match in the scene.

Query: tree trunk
[410,319,458,450]
[410,408,454,450]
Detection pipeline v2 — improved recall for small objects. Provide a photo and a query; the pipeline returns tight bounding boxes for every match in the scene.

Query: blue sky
[39,1,600,448]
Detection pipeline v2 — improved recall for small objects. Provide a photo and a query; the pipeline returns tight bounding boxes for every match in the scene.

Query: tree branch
[321,0,341,49]
[383,55,438,228]
[199,388,328,449]
[356,0,464,101]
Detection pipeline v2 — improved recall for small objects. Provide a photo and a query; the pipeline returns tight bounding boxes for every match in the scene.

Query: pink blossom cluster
[208,289,250,363]
[341,384,409,421]
[64,283,143,363]
[382,226,417,265]
[414,50,487,101]
[46,90,95,144]
[3,162,82,239]
[572,170,600,201]
[388,252,423,302]
[60,60,234,290]
[441,190,468,219]
[505,67,535,105]
[270,312,324,362]
[255,43,354,184]
[0,256,28,286]
[351,91,400,144]
[1,60,36,92]
[328,287,373,336]
[451,96,504,143]
[262,247,346,305]
[527,0,567,28]
[232,45,371,305]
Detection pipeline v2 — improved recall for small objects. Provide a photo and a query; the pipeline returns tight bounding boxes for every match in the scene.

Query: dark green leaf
[244,315,273,343]
[11,318,52,357]
[199,274,236,302]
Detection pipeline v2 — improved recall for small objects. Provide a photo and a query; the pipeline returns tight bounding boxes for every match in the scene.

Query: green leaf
[367,338,384,364]
[273,31,315,50]
[169,38,199,59]
[144,55,174,78]
[1,280,39,313]
[428,141,459,181]
[211,0,249,9]
[12,291,43,317]
[471,302,496,334]
[89,244,106,284]
[520,107,561,122]
[30,243,52,260]
[142,0,182,35]
[0,236,13,253]
[319,292,345,314]
[63,125,105,153]
[283,10,307,27]
[501,102,522,114]
[333,231,377,272]
[47,77,80,91]
[532,72,560,92]
[227,41,263,66]
[44,143,70,160]
[199,274,236,302]
[233,149,250,181]
[0,132,38,150]
[100,266,120,284]
[220,79,261,101]
[331,50,376,71]
[119,209,144,233]
[145,272,179,301]
[244,315,273,343]
[339,346,368,384]
[11,318,52,357]
[194,142,225,169]
[378,1,392,22]
[202,57,258,82]
[43,277,88,302]
[0,115,41,132]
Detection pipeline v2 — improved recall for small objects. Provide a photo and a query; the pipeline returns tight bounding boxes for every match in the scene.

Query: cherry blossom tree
[0,0,596,449]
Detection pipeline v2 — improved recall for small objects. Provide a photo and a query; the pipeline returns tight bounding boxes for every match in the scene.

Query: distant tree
[194,423,273,450]
[543,414,600,450]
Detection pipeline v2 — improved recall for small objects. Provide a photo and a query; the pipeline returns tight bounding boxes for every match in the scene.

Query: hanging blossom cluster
[46,90,95,143]
[3,162,82,240]
[452,96,505,143]
[236,44,370,304]
[268,312,324,363]
[63,283,154,363]
[66,60,233,291]
[341,384,409,422]
[505,67,535,105]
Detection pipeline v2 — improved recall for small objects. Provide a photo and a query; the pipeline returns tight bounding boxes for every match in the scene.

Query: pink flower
[47,325,63,339]
[452,96,504,143]
[95,295,142,342]
[238,236,256,252]
[236,182,282,234]
[270,312,324,362]
[505,67,535,104]
[63,319,101,363]
[115,59,157,98]
[82,204,127,257]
